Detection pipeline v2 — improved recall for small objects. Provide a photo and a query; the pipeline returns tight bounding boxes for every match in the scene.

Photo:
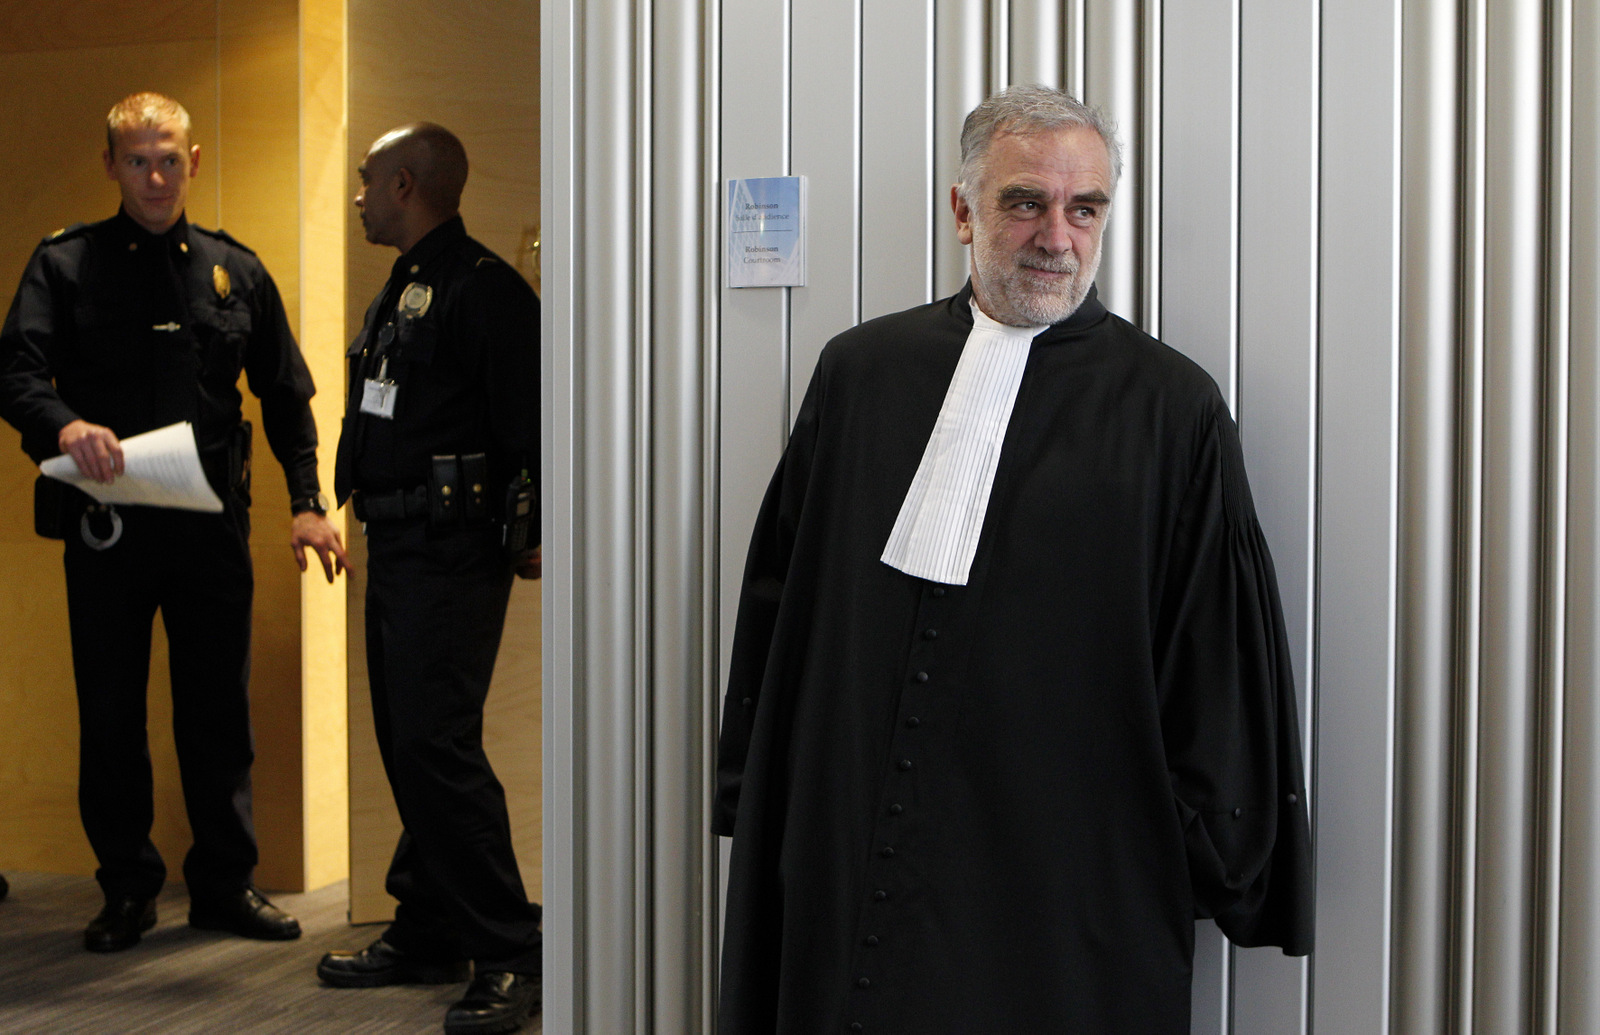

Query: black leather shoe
[317,938,471,988]
[188,886,301,940]
[85,895,157,952]
[0,873,9,902]
[444,971,542,1034]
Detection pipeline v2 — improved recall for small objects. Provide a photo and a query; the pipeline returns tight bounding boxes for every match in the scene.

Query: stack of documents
[41,421,223,512]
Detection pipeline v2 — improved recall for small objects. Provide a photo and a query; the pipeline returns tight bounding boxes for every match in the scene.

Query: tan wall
[0,0,344,892]
[344,0,542,922]
[297,0,352,893]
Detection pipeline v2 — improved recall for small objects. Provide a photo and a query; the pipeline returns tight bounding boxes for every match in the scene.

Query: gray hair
[956,85,1123,201]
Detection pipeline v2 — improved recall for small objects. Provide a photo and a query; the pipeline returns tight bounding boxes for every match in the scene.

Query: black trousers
[364,517,542,974]
[62,499,258,903]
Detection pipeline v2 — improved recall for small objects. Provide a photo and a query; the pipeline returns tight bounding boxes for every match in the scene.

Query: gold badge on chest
[212,264,231,300]
[398,282,434,319]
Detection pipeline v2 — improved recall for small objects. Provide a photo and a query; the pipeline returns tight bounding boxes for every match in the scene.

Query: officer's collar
[390,215,466,281]
[111,208,192,255]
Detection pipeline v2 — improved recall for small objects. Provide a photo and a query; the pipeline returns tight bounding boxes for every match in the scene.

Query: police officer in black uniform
[0,92,347,953]
[316,123,542,1035]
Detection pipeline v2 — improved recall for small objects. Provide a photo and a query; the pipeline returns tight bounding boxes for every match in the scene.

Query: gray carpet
[0,872,542,1034]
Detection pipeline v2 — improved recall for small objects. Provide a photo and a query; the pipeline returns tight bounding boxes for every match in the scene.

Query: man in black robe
[714,85,1313,1034]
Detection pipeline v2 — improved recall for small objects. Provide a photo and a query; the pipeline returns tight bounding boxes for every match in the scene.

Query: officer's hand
[58,420,123,483]
[513,545,541,581]
[291,511,350,582]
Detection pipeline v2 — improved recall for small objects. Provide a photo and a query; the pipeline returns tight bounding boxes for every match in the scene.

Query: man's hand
[291,511,349,582]
[513,545,541,581]
[58,419,123,483]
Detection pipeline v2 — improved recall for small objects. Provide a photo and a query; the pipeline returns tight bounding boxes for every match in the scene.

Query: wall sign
[726,176,806,288]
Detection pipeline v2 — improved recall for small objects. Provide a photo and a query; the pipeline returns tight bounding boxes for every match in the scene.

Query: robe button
[880,846,895,858]
[874,889,888,901]
[923,628,938,639]
[851,1025,864,1033]
[931,586,946,597]
[742,697,752,707]
[1232,807,1243,819]
[857,977,871,988]
[888,804,903,815]
[865,935,880,947]
[898,759,913,771]
[1287,792,1299,804]
[906,716,920,728]
[913,671,930,683]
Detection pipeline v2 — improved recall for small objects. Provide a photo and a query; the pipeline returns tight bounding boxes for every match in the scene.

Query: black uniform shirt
[335,216,539,505]
[0,209,320,502]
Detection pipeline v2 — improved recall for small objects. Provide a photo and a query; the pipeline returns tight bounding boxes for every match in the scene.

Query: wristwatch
[291,492,330,517]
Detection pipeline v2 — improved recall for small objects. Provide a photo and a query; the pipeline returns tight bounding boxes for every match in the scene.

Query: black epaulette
[192,225,258,256]
[41,223,91,246]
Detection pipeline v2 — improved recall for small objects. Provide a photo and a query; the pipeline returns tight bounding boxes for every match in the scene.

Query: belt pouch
[230,420,254,500]
[429,454,460,526]
[503,469,535,556]
[33,475,67,539]
[461,453,490,525]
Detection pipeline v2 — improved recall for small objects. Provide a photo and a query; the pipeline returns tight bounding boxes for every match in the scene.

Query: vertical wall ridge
[1395,0,1463,1030]
[1536,3,1573,1032]
[1556,0,1600,1030]
[1453,0,1490,1027]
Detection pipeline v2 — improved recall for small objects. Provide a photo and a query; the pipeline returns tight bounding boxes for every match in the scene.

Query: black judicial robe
[713,284,1313,1035]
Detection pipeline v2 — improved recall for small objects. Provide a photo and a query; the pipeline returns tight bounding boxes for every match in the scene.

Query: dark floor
[0,872,541,1034]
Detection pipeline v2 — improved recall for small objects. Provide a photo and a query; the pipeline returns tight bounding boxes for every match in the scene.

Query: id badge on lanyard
[361,352,398,419]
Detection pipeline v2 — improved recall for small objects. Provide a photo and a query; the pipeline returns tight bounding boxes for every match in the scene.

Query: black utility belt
[354,453,495,527]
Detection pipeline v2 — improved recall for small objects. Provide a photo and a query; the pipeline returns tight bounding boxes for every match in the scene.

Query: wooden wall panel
[0,0,215,54]
[220,0,308,894]
[297,0,352,894]
[0,0,338,894]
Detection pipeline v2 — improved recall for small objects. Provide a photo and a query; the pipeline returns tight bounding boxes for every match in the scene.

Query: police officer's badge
[398,283,433,319]
[213,264,231,300]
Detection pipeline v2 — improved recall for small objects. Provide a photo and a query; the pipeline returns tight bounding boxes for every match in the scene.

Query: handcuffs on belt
[80,503,123,551]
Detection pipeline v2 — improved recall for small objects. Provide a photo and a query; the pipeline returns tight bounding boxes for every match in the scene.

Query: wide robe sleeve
[1153,401,1314,956]
[712,360,824,838]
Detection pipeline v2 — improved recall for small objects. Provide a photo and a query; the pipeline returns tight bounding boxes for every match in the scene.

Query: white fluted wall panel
[542,0,1600,1031]
[1315,4,1402,1035]
[543,0,721,1031]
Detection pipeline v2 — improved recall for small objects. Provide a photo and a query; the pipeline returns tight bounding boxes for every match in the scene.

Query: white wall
[542,1,1600,1031]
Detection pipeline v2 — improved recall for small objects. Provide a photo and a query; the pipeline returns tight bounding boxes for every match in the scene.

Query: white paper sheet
[41,421,224,512]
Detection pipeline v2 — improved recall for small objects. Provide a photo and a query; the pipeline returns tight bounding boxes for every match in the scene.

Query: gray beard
[972,238,1100,326]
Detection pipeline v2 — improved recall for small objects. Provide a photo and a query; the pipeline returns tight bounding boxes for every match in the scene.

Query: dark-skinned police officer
[316,122,542,1035]
[0,92,348,953]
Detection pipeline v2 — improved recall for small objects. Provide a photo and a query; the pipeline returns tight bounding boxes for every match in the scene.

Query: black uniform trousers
[62,497,257,903]
[363,516,542,974]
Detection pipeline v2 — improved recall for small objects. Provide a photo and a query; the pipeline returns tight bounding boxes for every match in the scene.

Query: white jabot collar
[880,302,1048,585]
